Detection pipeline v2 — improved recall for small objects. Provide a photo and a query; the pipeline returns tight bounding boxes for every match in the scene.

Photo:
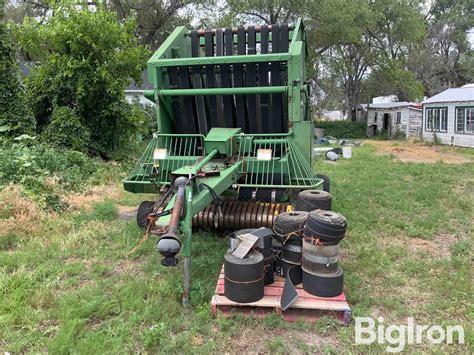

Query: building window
[426,109,433,130]
[456,107,474,134]
[441,108,447,132]
[425,107,447,132]
[396,112,401,124]
[374,112,378,122]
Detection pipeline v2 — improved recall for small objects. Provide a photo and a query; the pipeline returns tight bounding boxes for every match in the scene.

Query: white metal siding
[422,102,474,148]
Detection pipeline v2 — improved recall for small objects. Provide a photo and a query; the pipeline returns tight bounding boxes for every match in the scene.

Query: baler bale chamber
[123,19,325,303]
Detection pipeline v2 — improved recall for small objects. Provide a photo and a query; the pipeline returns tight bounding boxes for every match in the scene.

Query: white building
[422,84,474,148]
[319,110,346,121]
[366,102,423,138]
[125,70,155,106]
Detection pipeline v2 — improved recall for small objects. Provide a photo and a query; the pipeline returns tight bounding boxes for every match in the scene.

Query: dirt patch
[64,183,121,210]
[380,234,455,259]
[223,326,341,353]
[117,205,137,221]
[0,184,43,236]
[114,258,144,276]
[368,140,471,164]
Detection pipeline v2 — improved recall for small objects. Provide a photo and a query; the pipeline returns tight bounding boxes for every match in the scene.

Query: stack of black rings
[272,211,308,278]
[301,210,347,297]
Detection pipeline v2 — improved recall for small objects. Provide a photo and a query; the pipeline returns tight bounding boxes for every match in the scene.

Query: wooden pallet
[211,266,352,325]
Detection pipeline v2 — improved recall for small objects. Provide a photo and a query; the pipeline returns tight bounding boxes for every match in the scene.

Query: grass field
[1,141,472,353]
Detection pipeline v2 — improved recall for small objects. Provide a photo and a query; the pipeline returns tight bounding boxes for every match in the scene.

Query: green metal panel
[204,127,241,155]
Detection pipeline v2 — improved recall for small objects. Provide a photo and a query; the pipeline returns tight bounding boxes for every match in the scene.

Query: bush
[314,120,367,138]
[17,5,149,158]
[0,136,102,210]
[0,22,35,136]
[41,106,90,152]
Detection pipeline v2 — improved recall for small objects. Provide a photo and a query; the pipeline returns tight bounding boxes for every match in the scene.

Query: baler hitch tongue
[156,177,188,266]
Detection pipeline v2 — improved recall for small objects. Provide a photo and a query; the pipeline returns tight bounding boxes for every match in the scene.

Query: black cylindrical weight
[295,190,332,211]
[275,252,301,278]
[224,252,264,303]
[302,236,340,273]
[302,267,344,297]
[302,254,339,274]
[305,210,347,243]
[281,243,302,264]
[273,211,308,243]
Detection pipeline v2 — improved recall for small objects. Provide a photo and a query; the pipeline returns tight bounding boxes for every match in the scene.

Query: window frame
[455,106,474,135]
[425,107,448,132]
[396,111,401,124]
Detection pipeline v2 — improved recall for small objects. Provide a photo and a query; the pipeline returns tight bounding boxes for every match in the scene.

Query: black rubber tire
[137,200,155,229]
[295,189,332,211]
[316,174,331,193]
[302,267,344,297]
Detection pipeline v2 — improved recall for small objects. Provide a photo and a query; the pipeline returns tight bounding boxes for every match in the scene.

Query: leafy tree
[406,0,474,95]
[209,0,427,116]
[40,106,90,152]
[0,5,34,136]
[108,0,199,50]
[17,4,149,157]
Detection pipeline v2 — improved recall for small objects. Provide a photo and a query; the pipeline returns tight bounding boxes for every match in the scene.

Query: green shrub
[314,120,367,138]
[392,129,406,140]
[17,5,149,158]
[41,106,90,152]
[0,137,105,210]
[0,22,35,136]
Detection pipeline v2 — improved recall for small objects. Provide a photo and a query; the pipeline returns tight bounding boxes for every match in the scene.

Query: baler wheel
[137,200,155,229]
[316,174,331,193]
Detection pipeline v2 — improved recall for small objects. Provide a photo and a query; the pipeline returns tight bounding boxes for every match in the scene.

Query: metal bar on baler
[157,86,287,96]
[191,149,218,175]
[193,24,295,35]
[151,53,289,67]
